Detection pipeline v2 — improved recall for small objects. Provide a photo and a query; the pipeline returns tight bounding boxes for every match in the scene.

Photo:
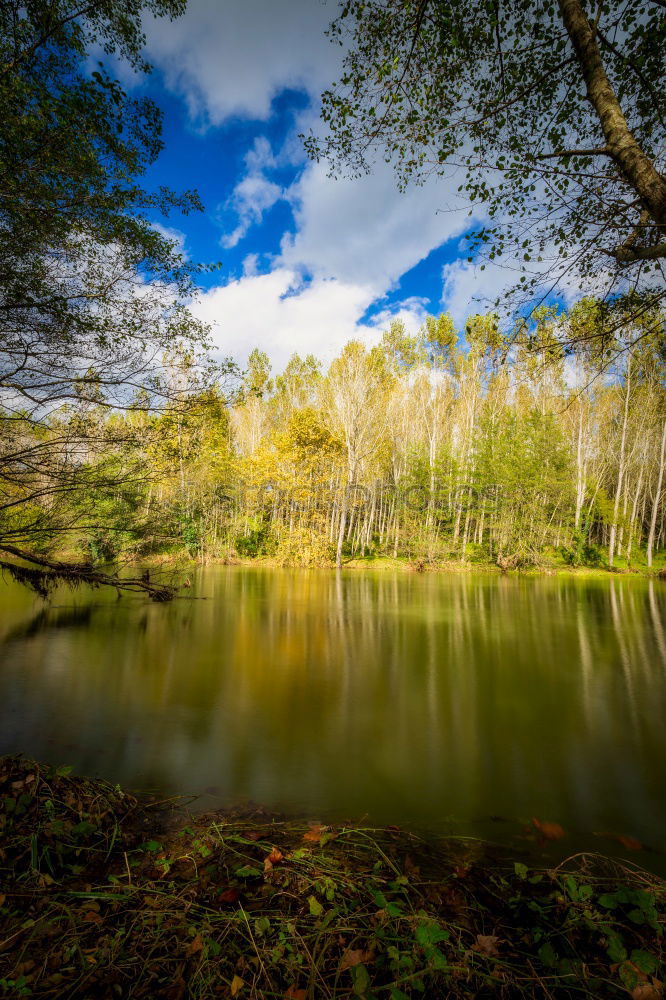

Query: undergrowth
[0,756,663,999]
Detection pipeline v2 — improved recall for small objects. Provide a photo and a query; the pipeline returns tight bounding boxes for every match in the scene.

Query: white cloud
[192,267,426,371]
[221,174,283,248]
[440,259,512,326]
[281,160,472,293]
[146,0,343,125]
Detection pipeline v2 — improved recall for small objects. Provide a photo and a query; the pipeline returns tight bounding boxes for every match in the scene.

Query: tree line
[4,297,663,575]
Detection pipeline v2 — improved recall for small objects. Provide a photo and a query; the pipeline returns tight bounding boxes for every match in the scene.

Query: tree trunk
[558,0,666,226]
[647,420,666,568]
[609,356,631,567]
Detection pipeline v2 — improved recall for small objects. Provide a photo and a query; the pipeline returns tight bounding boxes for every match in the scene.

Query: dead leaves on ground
[339,947,375,972]
[185,934,204,958]
[473,934,501,958]
[631,984,664,1000]
[264,846,284,872]
[230,973,244,996]
[302,824,337,846]
[531,817,566,840]
[596,831,645,852]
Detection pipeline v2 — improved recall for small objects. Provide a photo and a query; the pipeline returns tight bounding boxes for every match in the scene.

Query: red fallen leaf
[340,948,375,972]
[531,817,566,840]
[82,910,103,924]
[454,864,470,879]
[242,830,262,842]
[303,825,324,843]
[284,989,306,1000]
[617,835,644,851]
[218,888,240,904]
[264,846,284,872]
[473,934,501,957]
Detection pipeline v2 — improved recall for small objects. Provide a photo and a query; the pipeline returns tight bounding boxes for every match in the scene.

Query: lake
[1,568,665,865]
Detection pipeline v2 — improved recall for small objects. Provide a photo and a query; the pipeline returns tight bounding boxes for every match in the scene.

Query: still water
[1,568,665,857]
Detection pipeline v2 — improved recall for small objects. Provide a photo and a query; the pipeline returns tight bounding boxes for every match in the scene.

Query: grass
[1,756,664,999]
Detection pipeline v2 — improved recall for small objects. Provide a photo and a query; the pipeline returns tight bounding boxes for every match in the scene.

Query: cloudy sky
[137,0,496,370]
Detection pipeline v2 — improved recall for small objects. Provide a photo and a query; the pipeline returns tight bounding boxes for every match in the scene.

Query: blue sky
[133,0,497,371]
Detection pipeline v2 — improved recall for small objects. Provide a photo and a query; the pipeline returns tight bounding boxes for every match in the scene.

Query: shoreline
[1,755,664,998]
[139,551,665,581]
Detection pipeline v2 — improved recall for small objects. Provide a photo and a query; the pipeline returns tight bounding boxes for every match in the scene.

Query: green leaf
[514,862,528,880]
[308,895,323,917]
[606,933,627,964]
[415,921,449,946]
[630,950,658,975]
[235,865,262,878]
[141,840,162,853]
[350,963,370,996]
[619,961,640,990]
[538,942,558,967]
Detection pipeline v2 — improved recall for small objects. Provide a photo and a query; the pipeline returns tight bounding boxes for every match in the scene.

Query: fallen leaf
[303,825,323,843]
[531,817,566,840]
[230,974,244,997]
[284,989,306,1000]
[340,948,375,972]
[242,830,262,842]
[219,888,240,904]
[403,854,420,878]
[0,894,6,907]
[82,910,103,924]
[617,835,644,851]
[474,934,501,957]
[631,985,662,1000]
[165,976,187,1000]
[264,846,284,871]
[186,935,204,957]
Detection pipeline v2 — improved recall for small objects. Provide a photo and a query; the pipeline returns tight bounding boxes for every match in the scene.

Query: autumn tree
[0,0,227,598]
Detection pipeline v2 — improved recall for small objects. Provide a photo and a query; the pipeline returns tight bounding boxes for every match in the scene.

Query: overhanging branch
[0,544,176,601]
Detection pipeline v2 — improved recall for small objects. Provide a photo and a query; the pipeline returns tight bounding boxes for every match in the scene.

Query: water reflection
[0,569,664,850]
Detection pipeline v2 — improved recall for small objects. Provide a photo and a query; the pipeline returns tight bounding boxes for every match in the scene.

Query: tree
[322,342,392,566]
[0,0,227,598]
[308,0,665,316]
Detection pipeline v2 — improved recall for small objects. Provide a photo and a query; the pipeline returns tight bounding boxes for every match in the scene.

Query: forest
[4,296,664,576]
